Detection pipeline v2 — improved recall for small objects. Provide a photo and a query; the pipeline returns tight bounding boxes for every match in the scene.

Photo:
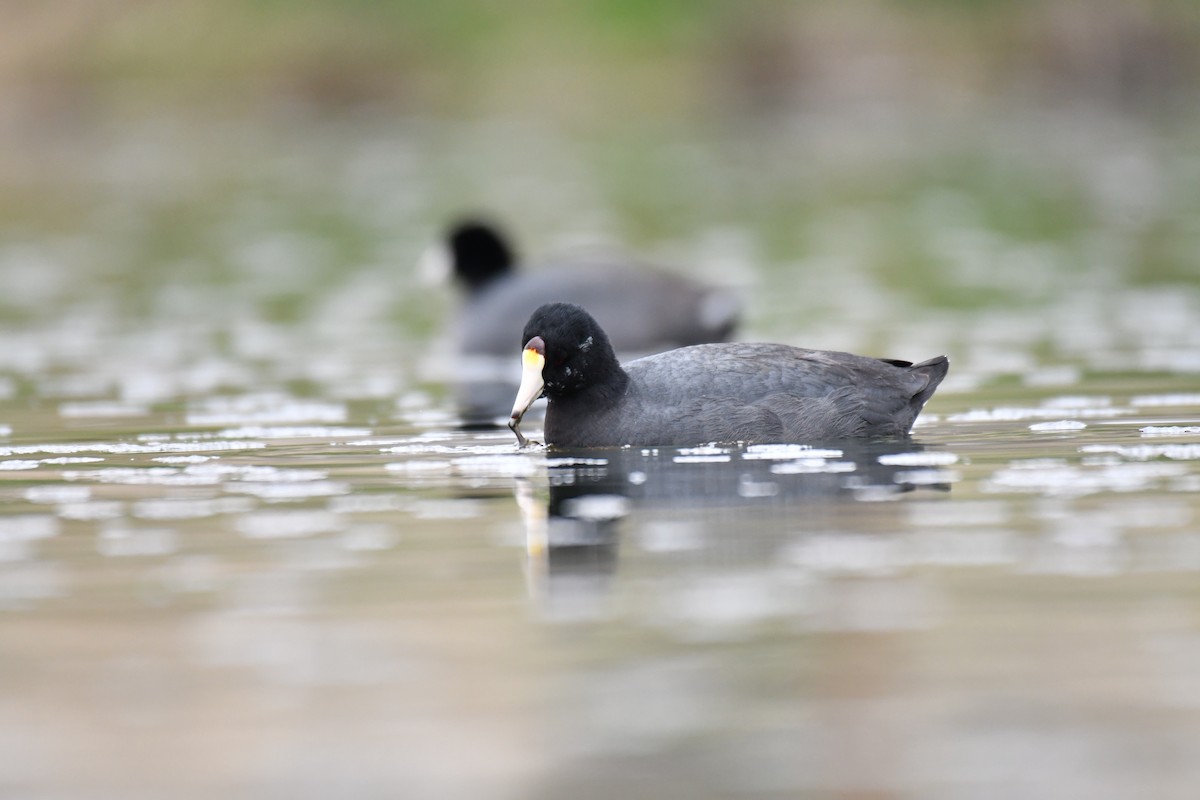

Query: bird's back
[547,343,948,447]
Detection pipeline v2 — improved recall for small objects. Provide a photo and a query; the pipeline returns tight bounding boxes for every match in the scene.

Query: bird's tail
[909,356,950,408]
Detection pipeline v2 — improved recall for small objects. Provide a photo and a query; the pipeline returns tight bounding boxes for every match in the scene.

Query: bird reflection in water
[514,441,955,616]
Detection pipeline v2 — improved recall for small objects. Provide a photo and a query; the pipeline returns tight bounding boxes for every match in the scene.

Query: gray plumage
[516,303,948,448]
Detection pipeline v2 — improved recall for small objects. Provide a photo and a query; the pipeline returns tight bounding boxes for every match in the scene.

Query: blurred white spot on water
[327,494,409,514]
[1023,365,1082,387]
[133,497,255,520]
[985,459,1188,496]
[673,454,732,464]
[743,444,843,460]
[737,475,779,498]
[236,510,342,539]
[677,445,731,457]
[24,485,91,504]
[949,405,1124,422]
[636,521,704,553]
[1132,394,1200,407]
[770,458,856,475]
[58,401,149,418]
[186,396,346,426]
[878,451,959,466]
[188,613,398,686]
[784,534,902,576]
[560,495,628,521]
[450,454,539,478]
[1,440,266,456]
[1140,426,1200,437]
[909,529,1020,566]
[410,499,485,519]
[560,657,727,754]
[63,467,206,486]
[153,554,223,595]
[97,523,179,557]
[806,578,940,632]
[1043,395,1110,410]
[1029,420,1087,431]
[907,500,1013,527]
[1081,443,1200,461]
[895,468,961,485]
[656,574,794,638]
[0,562,68,606]
[227,481,349,500]
[57,501,125,521]
[384,459,452,473]
[0,515,59,563]
[216,426,372,439]
[340,525,398,551]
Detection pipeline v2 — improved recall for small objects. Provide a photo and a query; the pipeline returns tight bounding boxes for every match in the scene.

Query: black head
[521,303,622,399]
[447,219,516,291]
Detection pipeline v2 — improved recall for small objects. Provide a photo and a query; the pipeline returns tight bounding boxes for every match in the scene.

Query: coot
[509,303,949,448]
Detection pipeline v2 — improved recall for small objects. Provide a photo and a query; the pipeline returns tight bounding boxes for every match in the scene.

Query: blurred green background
[3,1,1199,352]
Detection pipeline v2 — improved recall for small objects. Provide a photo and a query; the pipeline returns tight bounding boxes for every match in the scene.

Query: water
[4,114,1200,798]
[2,372,1199,798]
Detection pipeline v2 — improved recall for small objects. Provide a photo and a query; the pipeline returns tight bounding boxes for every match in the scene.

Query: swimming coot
[509,302,949,448]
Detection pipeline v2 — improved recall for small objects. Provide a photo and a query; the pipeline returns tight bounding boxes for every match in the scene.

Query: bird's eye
[554,355,567,367]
